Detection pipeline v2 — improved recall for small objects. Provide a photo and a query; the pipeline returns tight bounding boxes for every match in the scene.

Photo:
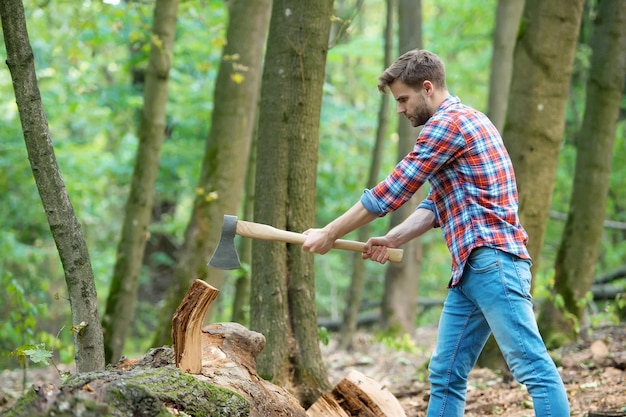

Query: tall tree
[379,0,424,336]
[478,0,525,373]
[230,133,258,325]
[152,0,272,347]
[340,0,394,350]
[0,0,105,372]
[102,0,180,364]
[539,0,626,345]
[250,0,334,407]
[487,0,525,133]
[502,0,584,270]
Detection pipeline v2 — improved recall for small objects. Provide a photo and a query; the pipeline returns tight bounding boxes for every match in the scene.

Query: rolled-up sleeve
[417,196,440,228]
[360,189,387,217]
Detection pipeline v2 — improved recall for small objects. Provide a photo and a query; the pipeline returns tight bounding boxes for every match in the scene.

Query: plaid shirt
[361,96,529,287]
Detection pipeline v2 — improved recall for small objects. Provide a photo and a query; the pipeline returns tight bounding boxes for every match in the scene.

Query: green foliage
[0,0,623,363]
[376,332,419,354]
[10,343,53,366]
[318,326,330,346]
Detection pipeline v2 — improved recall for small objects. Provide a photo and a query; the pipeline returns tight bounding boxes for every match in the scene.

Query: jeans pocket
[513,259,532,299]
[466,247,499,274]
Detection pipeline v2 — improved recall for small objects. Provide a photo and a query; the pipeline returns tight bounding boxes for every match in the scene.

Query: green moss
[3,387,113,417]
[4,366,250,417]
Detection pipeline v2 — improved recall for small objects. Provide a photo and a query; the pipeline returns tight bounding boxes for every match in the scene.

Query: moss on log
[4,353,249,417]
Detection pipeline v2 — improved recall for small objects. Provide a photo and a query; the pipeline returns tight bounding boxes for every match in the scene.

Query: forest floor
[0,323,624,416]
[322,323,626,417]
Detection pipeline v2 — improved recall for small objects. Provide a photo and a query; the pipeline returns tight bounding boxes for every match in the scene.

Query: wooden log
[172,279,220,374]
[306,393,350,417]
[307,370,406,417]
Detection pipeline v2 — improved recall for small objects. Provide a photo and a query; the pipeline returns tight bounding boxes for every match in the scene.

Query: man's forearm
[323,201,378,240]
[385,208,435,247]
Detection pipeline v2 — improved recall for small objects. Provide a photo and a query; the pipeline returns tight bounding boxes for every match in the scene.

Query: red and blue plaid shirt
[361,96,529,287]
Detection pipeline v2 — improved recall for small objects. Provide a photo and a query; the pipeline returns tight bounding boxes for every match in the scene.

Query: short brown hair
[378,49,447,93]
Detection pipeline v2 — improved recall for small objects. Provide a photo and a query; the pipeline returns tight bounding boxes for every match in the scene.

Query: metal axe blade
[207,215,242,270]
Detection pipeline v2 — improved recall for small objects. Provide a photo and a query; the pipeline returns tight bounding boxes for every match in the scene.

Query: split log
[307,370,407,417]
[172,278,220,373]
[173,279,307,416]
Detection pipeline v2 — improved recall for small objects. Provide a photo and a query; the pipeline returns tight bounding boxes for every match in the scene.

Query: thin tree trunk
[539,0,626,345]
[502,0,584,272]
[379,0,424,336]
[340,0,394,350]
[0,0,105,372]
[487,0,525,133]
[477,0,525,374]
[251,0,334,407]
[230,128,257,326]
[102,0,179,364]
[152,0,272,347]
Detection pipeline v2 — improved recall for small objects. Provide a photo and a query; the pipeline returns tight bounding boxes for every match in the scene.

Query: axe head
[208,215,241,270]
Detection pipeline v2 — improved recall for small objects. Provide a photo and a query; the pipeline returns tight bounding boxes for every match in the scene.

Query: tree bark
[502,0,584,271]
[251,0,334,407]
[539,0,626,345]
[340,0,394,350]
[380,0,424,337]
[487,0,525,133]
[152,0,272,347]
[231,133,258,325]
[0,0,105,373]
[477,0,525,374]
[103,0,179,365]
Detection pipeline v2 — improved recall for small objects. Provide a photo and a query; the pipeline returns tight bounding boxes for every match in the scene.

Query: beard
[406,102,431,127]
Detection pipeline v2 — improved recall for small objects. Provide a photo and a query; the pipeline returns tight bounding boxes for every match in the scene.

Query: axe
[208,215,404,270]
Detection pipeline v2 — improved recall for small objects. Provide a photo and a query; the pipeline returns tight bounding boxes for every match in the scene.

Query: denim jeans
[426,247,570,417]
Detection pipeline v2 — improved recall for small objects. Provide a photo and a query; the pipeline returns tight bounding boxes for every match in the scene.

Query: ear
[422,80,434,95]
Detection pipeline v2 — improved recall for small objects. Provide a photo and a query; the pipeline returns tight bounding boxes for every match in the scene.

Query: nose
[397,104,406,114]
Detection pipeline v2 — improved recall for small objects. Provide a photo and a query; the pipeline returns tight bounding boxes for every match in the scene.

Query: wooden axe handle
[235,220,404,263]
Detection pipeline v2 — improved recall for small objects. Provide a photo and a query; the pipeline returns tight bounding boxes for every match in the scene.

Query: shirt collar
[434,95,460,115]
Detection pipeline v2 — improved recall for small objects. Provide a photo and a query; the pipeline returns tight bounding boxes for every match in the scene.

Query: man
[302,49,569,416]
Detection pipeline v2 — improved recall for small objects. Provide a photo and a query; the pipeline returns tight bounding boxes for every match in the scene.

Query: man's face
[389,80,431,127]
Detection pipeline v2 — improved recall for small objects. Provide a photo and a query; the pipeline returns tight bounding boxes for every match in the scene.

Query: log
[172,279,220,373]
[199,323,307,417]
[307,370,406,417]
[306,394,350,417]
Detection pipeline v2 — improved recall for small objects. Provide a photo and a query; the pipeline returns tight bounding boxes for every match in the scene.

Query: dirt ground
[1,323,624,416]
[322,323,626,417]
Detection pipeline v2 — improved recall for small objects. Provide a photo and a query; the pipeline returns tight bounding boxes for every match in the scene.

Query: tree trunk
[340,0,394,350]
[487,0,525,133]
[380,0,424,336]
[502,0,584,271]
[251,0,334,407]
[231,132,258,326]
[102,0,179,365]
[539,0,626,346]
[0,0,105,373]
[152,0,272,347]
[477,0,525,374]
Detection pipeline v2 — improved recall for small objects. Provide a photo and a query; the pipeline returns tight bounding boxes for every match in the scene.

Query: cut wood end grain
[171,279,220,374]
[307,370,407,417]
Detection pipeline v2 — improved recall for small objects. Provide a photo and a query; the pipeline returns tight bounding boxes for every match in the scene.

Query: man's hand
[302,228,336,255]
[363,236,397,264]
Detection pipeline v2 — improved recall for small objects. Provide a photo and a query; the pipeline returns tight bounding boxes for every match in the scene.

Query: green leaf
[23,343,53,365]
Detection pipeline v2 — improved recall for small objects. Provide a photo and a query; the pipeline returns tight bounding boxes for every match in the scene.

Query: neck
[429,89,450,114]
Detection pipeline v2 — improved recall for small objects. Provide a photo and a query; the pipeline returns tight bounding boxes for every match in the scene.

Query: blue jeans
[426,247,570,417]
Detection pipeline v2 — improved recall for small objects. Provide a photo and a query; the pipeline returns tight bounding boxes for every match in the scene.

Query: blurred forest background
[0,0,624,373]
